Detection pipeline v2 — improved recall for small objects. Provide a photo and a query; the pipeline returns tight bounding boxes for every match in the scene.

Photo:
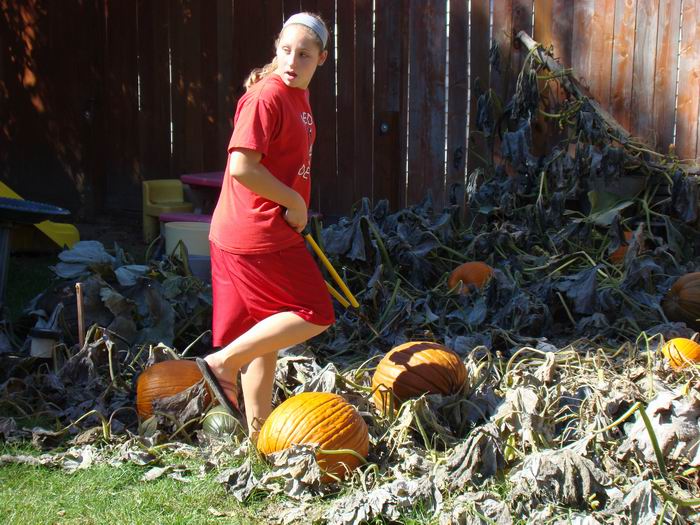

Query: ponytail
[244,57,278,90]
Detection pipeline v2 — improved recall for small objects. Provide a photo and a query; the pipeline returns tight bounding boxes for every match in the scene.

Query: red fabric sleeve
[229,94,280,158]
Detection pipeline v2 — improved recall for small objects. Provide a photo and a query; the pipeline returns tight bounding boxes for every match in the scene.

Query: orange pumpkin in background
[660,337,700,369]
[257,392,369,481]
[609,231,634,264]
[136,360,210,419]
[448,261,493,294]
[372,341,467,414]
[662,272,700,331]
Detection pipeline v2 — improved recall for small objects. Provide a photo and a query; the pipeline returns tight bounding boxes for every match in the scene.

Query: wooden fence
[1,0,699,221]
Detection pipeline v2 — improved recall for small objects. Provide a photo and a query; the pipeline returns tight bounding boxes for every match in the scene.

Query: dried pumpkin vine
[2,35,700,524]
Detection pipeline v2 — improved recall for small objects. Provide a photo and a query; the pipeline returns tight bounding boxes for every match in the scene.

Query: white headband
[283,13,328,49]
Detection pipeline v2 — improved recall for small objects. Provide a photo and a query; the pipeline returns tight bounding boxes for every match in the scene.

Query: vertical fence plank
[551,0,573,67]
[104,0,140,212]
[215,0,235,164]
[467,0,491,175]
[335,0,358,217]
[406,0,447,207]
[374,0,407,210]
[676,0,700,160]
[610,0,637,131]
[137,0,172,179]
[631,0,660,146]
[170,0,205,175]
[446,0,469,205]
[511,0,534,93]
[353,0,374,206]
[299,0,337,216]
[491,0,513,105]
[231,1,284,104]
[572,0,625,111]
[653,0,682,154]
[200,1,224,170]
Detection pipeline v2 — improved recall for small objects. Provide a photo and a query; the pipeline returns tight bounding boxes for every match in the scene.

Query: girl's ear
[318,50,328,66]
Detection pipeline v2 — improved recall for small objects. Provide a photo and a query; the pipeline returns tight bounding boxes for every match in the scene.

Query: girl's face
[275,25,328,89]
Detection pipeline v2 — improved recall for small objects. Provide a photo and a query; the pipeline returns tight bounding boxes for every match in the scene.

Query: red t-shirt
[209,74,315,254]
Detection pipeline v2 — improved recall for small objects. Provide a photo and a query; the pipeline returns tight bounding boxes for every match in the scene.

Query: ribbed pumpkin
[135,360,210,419]
[371,341,467,414]
[660,338,700,369]
[448,261,493,294]
[662,273,700,330]
[257,392,369,480]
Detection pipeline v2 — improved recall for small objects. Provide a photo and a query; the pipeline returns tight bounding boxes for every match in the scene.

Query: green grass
[0,444,272,525]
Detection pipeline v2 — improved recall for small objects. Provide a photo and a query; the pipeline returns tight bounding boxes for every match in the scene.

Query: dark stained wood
[446,0,469,206]
[467,0,491,175]
[335,0,358,217]
[550,0,574,67]
[353,0,374,206]
[571,0,594,94]
[653,0,682,153]
[231,1,284,103]
[103,0,140,212]
[533,0,573,152]
[610,0,637,131]
[215,0,235,164]
[300,0,338,215]
[631,0,660,146]
[675,0,700,160]
[406,0,447,207]
[373,0,407,210]
[137,0,172,179]
[200,1,223,170]
[510,0,534,99]
[491,0,513,105]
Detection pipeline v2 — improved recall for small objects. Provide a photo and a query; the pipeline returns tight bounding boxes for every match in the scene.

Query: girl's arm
[229,147,308,232]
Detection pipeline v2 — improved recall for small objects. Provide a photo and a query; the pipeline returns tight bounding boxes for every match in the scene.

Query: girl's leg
[205,311,330,433]
[239,351,277,439]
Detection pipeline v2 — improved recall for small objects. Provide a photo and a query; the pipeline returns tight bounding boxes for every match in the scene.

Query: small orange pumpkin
[372,341,467,414]
[609,231,634,264]
[257,392,369,480]
[447,261,493,294]
[660,338,700,369]
[662,273,700,331]
[135,360,210,419]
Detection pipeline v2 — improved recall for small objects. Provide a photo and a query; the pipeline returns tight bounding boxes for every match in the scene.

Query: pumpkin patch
[662,272,700,331]
[660,337,700,369]
[135,359,210,419]
[447,261,493,294]
[372,341,467,414]
[257,392,369,480]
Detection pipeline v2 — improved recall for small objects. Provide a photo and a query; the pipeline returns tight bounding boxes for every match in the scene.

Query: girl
[197,13,334,441]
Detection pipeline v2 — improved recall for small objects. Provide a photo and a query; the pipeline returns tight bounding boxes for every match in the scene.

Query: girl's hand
[284,204,308,233]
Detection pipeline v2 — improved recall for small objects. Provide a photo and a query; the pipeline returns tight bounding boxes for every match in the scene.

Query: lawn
[0,443,265,525]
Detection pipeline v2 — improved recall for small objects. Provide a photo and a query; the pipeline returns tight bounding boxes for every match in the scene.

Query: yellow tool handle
[325,281,350,309]
[304,233,360,308]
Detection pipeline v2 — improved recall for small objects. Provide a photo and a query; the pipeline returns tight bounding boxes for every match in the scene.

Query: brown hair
[243,12,329,90]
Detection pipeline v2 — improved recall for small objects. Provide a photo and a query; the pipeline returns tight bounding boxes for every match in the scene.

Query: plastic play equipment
[142,179,193,242]
[0,197,71,310]
[0,181,79,249]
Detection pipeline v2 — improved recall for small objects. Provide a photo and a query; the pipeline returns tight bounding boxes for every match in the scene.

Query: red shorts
[210,241,335,347]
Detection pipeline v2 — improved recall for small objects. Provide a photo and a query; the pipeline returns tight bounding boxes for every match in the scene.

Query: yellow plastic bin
[164,221,211,256]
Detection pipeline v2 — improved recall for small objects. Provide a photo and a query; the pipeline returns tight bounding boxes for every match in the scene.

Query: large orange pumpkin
[660,338,700,369]
[371,341,467,414]
[136,360,210,419]
[257,392,369,480]
[662,273,700,330]
[448,262,493,294]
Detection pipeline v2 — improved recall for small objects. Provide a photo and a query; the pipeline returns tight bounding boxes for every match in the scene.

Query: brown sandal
[196,358,240,415]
